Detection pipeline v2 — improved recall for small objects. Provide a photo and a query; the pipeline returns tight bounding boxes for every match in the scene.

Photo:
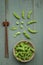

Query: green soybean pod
[16,32,21,35]
[21,56,24,60]
[20,52,24,57]
[28,51,32,57]
[27,10,32,19]
[13,12,20,19]
[29,10,32,15]
[27,15,30,19]
[15,47,24,51]
[23,31,30,39]
[27,20,37,25]
[24,55,29,60]
[13,34,17,38]
[21,21,24,24]
[13,32,21,38]
[20,43,24,47]
[20,25,23,29]
[16,21,19,25]
[22,10,25,19]
[15,53,19,57]
[28,28,37,34]
[30,47,35,52]
[10,26,17,31]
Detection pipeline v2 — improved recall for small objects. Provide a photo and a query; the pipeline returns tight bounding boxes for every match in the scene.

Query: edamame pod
[10,26,17,31]
[22,10,25,19]
[15,53,19,57]
[13,32,21,38]
[16,32,21,35]
[21,21,24,24]
[13,12,20,19]
[20,25,23,29]
[27,10,32,19]
[30,47,35,52]
[13,34,17,38]
[29,10,32,15]
[27,20,37,25]
[23,31,30,39]
[15,47,24,51]
[27,15,30,19]
[28,28,37,34]
[19,43,24,47]
[16,21,19,25]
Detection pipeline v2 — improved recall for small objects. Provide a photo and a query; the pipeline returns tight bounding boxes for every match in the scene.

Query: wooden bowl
[13,40,35,62]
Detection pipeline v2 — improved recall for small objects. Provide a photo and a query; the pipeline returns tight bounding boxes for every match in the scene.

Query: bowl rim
[13,40,35,62]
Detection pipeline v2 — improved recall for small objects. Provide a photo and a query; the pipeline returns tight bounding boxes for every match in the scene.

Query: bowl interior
[13,41,35,62]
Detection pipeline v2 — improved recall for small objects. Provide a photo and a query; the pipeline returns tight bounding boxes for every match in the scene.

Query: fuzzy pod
[10,26,17,31]
[29,47,35,52]
[23,31,30,39]
[27,15,30,19]
[27,20,37,25]
[15,47,24,51]
[16,21,19,25]
[13,32,21,38]
[21,21,24,24]
[20,25,23,29]
[22,10,25,19]
[27,10,32,19]
[13,12,20,19]
[28,28,37,34]
[13,34,17,38]
[16,32,21,35]
[29,10,32,15]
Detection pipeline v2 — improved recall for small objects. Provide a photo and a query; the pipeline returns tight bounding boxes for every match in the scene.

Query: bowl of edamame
[13,41,35,62]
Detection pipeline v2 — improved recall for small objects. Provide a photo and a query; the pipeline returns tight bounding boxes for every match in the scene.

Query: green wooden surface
[0,0,43,65]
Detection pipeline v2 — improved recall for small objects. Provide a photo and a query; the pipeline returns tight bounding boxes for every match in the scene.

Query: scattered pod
[13,32,21,38]
[27,20,37,25]
[27,14,30,19]
[16,21,19,25]
[27,10,32,19]
[16,32,21,35]
[22,10,25,19]
[21,21,24,24]
[13,34,17,38]
[20,25,23,29]
[23,31,30,39]
[13,12,20,19]
[29,10,32,15]
[10,26,17,31]
[28,28,37,34]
